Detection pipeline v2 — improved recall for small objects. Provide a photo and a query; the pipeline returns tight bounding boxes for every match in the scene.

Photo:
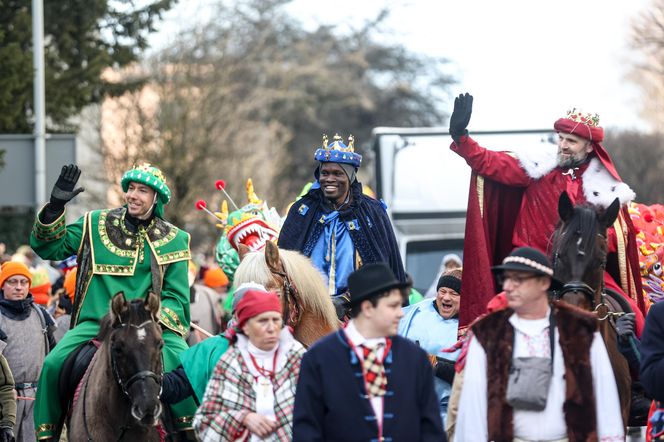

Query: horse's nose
[132,402,162,426]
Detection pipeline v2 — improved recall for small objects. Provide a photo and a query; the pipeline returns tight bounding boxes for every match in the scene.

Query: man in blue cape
[279,134,406,311]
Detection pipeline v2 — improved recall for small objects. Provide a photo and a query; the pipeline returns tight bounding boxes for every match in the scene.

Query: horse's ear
[600,197,621,229]
[558,191,574,222]
[110,292,128,324]
[265,241,281,272]
[144,291,161,319]
[238,244,250,261]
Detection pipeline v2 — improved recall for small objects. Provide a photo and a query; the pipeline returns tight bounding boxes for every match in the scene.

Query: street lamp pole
[32,0,46,207]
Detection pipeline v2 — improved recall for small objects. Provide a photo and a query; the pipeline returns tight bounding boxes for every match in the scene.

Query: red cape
[458,171,646,328]
[458,172,523,327]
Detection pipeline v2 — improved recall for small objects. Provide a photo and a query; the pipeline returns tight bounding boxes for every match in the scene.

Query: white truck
[370,127,556,294]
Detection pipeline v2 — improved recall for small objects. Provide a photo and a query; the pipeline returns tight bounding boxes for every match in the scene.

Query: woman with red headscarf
[193,289,305,442]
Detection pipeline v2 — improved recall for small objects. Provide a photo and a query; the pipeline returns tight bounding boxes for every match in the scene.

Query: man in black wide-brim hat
[292,263,445,442]
[455,246,624,441]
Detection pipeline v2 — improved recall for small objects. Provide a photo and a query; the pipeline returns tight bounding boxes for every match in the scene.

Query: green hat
[121,163,171,217]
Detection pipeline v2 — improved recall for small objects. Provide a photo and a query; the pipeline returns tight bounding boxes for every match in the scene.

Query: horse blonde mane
[234,249,339,330]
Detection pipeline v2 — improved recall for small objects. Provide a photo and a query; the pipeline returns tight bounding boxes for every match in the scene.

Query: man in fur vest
[455,247,623,441]
[448,93,645,332]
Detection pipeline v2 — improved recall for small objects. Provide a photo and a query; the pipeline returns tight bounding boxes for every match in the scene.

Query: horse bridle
[553,231,623,321]
[83,319,163,441]
[269,264,302,327]
[110,320,164,398]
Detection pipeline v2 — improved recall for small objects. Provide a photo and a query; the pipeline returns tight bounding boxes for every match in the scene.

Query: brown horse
[234,241,339,347]
[550,191,632,427]
[68,292,164,441]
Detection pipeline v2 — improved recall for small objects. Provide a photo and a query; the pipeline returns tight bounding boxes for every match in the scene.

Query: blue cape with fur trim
[279,182,406,287]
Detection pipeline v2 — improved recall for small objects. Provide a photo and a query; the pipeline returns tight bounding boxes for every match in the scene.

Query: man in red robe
[449,93,645,332]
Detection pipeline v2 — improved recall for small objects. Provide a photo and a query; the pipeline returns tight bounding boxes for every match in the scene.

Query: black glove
[331,293,351,321]
[616,312,636,343]
[50,164,85,209]
[449,92,473,142]
[0,426,14,442]
[434,356,456,384]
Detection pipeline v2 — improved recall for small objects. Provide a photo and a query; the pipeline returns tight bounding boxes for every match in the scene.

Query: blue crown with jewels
[313,133,362,168]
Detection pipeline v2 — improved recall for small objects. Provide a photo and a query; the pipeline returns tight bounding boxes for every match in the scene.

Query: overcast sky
[151,0,652,132]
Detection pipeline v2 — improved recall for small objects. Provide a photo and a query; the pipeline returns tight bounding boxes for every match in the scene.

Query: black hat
[491,247,563,290]
[437,271,462,294]
[347,263,409,307]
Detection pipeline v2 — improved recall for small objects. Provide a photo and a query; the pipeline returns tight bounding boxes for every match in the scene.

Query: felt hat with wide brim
[491,246,563,291]
[347,263,409,307]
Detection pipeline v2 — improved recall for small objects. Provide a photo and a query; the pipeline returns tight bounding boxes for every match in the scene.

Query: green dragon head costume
[206,179,281,282]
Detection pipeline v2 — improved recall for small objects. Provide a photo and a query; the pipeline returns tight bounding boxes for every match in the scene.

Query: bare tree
[631,0,664,130]
[98,0,455,245]
[604,128,664,204]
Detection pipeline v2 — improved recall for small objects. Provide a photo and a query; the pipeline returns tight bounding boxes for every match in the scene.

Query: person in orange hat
[188,265,225,345]
[29,267,52,306]
[203,267,229,293]
[50,269,76,342]
[0,261,56,441]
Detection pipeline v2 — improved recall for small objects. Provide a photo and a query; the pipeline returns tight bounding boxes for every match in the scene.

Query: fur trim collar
[582,158,635,208]
[510,145,635,209]
[512,142,558,180]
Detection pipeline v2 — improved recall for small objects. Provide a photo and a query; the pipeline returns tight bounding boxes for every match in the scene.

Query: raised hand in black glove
[449,92,474,142]
[0,426,14,442]
[50,164,85,209]
[616,312,636,343]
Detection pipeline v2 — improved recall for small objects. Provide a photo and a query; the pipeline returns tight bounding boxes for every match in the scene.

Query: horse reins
[268,263,302,327]
[83,319,163,441]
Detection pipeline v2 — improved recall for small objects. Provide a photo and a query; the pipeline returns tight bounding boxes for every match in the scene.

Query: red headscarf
[235,289,282,329]
[553,116,621,181]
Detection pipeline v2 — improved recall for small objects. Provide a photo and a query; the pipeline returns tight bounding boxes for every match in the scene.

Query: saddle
[58,340,99,416]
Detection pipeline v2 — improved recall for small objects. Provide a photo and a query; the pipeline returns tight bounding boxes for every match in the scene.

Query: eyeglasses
[4,279,30,288]
[496,273,541,287]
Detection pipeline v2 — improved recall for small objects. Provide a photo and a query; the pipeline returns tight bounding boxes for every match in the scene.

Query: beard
[557,150,589,169]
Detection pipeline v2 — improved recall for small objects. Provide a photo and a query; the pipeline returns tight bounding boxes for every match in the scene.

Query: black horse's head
[108,291,163,427]
[551,191,620,310]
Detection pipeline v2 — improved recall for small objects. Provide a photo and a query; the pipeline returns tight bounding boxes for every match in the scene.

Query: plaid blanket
[193,338,305,442]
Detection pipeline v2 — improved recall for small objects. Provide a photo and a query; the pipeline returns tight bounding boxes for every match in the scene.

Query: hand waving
[50,164,85,208]
[449,93,474,142]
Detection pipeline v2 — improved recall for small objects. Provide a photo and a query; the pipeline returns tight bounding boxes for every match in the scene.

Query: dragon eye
[654,263,662,276]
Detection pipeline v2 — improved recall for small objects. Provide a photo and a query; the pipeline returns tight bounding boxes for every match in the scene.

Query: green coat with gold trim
[29,207,196,439]
[31,207,190,332]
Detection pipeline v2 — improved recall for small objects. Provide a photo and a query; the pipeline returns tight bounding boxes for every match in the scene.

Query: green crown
[121,163,171,204]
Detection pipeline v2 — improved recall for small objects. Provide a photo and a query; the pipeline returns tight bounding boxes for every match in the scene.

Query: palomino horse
[68,292,164,441]
[550,191,632,427]
[234,241,339,347]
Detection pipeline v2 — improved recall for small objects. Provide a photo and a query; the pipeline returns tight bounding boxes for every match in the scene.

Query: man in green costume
[30,163,196,440]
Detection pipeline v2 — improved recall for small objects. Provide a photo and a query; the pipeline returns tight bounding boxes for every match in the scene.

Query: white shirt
[344,320,386,427]
[454,311,624,442]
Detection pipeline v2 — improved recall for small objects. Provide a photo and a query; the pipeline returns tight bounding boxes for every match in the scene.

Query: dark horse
[68,291,164,441]
[550,191,632,427]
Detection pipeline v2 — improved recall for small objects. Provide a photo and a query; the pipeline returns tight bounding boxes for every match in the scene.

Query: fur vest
[472,302,598,442]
